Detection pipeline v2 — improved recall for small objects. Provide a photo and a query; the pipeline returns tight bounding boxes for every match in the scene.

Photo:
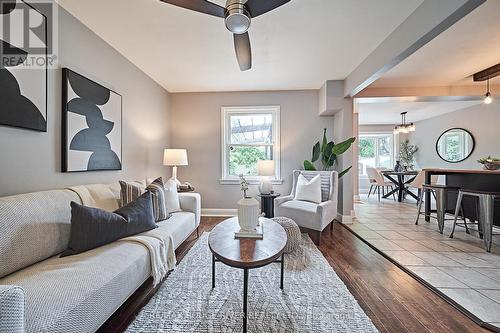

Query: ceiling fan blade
[234,32,252,71]
[245,0,290,18]
[159,0,225,18]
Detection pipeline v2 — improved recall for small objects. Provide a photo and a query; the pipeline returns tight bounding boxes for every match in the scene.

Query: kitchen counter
[423,168,500,224]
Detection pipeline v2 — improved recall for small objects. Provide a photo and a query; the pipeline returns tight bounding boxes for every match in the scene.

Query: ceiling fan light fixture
[225,0,251,34]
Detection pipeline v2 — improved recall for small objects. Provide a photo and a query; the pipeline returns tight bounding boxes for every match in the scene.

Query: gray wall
[170,90,334,209]
[410,102,500,169]
[0,6,171,197]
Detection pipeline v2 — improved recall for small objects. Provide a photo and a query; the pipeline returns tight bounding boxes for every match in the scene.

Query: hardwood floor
[100,216,487,333]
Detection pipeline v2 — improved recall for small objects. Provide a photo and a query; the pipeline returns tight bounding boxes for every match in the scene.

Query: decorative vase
[237,196,259,232]
[394,161,403,172]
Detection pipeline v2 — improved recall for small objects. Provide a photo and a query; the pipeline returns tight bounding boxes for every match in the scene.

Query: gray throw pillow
[61,191,157,257]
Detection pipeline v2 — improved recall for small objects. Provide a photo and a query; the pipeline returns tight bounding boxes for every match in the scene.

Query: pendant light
[394,112,415,134]
[484,78,493,104]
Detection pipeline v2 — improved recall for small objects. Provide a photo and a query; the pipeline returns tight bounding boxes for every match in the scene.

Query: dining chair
[405,170,438,204]
[366,167,396,201]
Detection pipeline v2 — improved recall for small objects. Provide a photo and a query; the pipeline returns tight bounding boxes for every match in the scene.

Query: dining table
[381,170,419,202]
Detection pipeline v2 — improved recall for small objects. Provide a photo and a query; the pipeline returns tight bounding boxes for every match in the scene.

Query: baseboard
[203,209,355,224]
[201,208,237,217]
[337,213,354,224]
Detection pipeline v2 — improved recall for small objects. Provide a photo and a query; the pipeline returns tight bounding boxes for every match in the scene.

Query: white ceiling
[356,99,483,125]
[370,0,500,88]
[56,0,423,92]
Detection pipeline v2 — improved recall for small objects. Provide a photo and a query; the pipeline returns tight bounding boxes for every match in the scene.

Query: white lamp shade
[163,149,188,166]
[257,160,275,176]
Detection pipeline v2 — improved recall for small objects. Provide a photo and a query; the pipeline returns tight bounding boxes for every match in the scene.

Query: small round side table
[257,192,280,218]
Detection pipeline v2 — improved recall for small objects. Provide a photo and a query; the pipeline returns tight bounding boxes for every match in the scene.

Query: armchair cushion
[281,200,318,214]
[276,200,320,231]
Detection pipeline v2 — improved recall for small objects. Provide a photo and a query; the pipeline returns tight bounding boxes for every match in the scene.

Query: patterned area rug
[126,233,378,333]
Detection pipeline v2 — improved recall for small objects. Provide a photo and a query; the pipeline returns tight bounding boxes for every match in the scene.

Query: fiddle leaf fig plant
[303,128,356,178]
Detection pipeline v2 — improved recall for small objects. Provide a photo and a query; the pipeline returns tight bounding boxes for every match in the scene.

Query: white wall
[170,90,335,209]
[409,102,500,169]
[0,6,171,197]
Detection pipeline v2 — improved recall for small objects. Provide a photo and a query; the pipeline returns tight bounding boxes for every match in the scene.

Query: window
[220,106,281,184]
[358,133,394,176]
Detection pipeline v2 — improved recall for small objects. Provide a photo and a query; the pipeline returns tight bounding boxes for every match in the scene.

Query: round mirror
[436,128,475,163]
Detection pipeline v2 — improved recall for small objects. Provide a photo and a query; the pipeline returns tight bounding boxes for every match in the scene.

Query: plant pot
[483,161,500,170]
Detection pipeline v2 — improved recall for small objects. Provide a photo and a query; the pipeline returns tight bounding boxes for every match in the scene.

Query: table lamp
[257,160,275,194]
[163,149,188,185]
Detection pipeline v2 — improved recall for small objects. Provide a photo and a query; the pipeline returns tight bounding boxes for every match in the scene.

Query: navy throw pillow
[61,191,157,257]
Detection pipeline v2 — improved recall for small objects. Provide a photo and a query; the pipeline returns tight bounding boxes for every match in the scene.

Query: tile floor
[349,194,500,328]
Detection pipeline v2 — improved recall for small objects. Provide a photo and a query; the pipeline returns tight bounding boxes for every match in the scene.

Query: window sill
[219,178,284,185]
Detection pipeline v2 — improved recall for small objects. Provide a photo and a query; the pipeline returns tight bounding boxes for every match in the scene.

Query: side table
[257,192,280,218]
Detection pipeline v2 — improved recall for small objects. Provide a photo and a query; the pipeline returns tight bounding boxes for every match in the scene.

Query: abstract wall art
[62,68,122,172]
[0,0,47,131]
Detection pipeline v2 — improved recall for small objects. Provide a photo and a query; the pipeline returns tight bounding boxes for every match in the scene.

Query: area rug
[126,233,378,333]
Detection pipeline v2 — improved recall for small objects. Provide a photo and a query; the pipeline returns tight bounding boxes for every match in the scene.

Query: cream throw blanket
[67,184,176,286]
[119,228,176,286]
[68,184,119,211]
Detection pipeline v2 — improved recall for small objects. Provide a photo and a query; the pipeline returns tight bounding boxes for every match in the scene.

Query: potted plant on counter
[478,156,500,170]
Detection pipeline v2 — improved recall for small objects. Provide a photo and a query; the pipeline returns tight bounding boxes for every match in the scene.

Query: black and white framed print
[0,0,47,131]
[62,68,122,172]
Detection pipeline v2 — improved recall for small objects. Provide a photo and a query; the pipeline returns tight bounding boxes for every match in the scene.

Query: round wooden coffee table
[208,216,287,333]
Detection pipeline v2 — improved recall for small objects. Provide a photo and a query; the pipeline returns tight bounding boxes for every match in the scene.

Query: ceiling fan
[159,0,291,71]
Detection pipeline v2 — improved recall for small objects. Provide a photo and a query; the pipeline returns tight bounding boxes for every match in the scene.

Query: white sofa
[0,182,201,333]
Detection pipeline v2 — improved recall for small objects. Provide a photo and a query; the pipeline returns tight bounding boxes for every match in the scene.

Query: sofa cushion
[0,241,151,333]
[0,285,25,333]
[157,212,196,248]
[0,189,80,278]
[62,192,157,257]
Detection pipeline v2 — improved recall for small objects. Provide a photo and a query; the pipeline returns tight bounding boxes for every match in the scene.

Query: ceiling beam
[343,0,486,97]
[473,63,500,81]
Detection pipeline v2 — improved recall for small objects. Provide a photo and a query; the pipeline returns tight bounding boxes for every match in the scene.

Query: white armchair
[274,170,338,245]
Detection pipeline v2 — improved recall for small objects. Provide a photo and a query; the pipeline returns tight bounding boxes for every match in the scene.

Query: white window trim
[358,131,395,177]
[220,106,282,185]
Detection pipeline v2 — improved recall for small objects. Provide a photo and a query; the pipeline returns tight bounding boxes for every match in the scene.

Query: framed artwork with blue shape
[62,68,122,172]
[0,0,47,131]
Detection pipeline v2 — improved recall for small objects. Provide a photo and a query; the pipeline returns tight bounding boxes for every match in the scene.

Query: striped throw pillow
[146,177,170,221]
[119,180,144,206]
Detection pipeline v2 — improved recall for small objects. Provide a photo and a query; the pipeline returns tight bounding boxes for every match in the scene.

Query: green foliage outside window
[359,138,375,158]
[229,146,267,176]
